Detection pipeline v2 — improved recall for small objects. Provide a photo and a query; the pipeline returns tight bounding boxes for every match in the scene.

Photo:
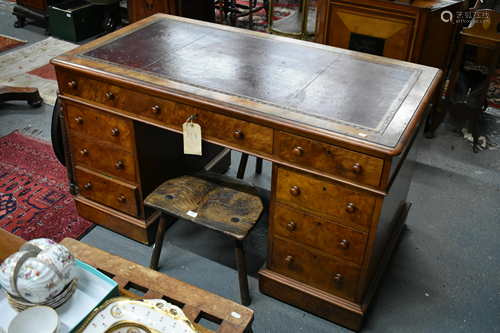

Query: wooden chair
[144,157,264,306]
[216,0,268,30]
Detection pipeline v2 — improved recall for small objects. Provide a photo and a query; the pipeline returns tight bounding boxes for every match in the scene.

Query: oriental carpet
[0,131,94,242]
[0,34,26,53]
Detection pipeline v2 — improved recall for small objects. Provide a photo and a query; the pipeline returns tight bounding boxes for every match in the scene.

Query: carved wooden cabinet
[51,15,441,330]
[314,0,463,74]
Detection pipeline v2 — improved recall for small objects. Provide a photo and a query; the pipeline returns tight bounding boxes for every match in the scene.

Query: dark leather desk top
[52,14,442,152]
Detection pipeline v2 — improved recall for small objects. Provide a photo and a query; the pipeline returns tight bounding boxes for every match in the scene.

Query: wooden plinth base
[259,202,411,332]
[74,195,160,244]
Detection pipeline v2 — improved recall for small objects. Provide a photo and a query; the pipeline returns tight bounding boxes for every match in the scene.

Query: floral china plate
[75,297,200,333]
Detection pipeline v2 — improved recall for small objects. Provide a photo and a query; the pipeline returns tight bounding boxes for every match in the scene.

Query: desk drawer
[75,166,139,217]
[126,93,274,155]
[273,204,368,265]
[271,237,360,301]
[276,168,376,228]
[71,135,136,182]
[58,71,130,110]
[278,132,384,187]
[66,104,133,149]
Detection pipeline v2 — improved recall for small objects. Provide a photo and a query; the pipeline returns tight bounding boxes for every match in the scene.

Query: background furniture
[0,85,43,106]
[314,0,462,102]
[267,0,315,39]
[127,0,216,23]
[51,15,441,330]
[0,229,255,333]
[216,0,267,28]
[145,170,264,305]
[428,8,500,152]
[12,0,66,35]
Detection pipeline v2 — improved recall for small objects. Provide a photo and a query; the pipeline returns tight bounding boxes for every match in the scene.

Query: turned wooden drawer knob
[233,130,244,139]
[334,273,343,283]
[67,81,77,89]
[284,255,293,264]
[293,147,303,156]
[345,203,356,214]
[105,92,114,100]
[286,221,296,231]
[75,117,83,124]
[84,183,92,190]
[80,149,88,157]
[339,240,349,249]
[289,185,300,196]
[151,105,160,114]
[111,128,119,136]
[352,163,362,174]
[115,161,124,169]
[118,195,126,203]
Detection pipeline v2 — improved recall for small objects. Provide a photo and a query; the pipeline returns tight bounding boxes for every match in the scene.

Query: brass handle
[115,161,124,169]
[118,195,126,203]
[151,105,160,114]
[80,149,88,157]
[352,163,362,174]
[105,92,114,100]
[284,255,293,264]
[293,147,303,156]
[111,128,119,137]
[345,203,356,214]
[75,117,83,124]
[339,240,349,249]
[286,221,296,231]
[289,186,300,196]
[84,183,92,190]
[334,273,343,283]
[67,81,76,89]
[233,130,244,139]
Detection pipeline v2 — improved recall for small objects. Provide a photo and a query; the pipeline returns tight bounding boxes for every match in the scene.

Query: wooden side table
[12,0,66,35]
[428,8,500,152]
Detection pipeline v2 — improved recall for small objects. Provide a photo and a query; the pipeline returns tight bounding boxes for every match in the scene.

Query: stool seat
[144,171,263,240]
[144,169,264,305]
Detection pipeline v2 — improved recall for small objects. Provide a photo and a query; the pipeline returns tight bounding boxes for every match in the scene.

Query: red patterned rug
[0,34,26,53]
[0,131,94,242]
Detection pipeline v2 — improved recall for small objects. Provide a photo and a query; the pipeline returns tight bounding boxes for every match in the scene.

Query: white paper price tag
[183,121,202,155]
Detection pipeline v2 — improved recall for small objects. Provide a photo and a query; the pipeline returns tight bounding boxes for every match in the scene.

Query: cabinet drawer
[71,135,136,182]
[273,204,368,265]
[126,92,274,155]
[66,104,133,149]
[276,168,376,228]
[271,237,360,301]
[278,132,383,187]
[75,166,139,217]
[58,71,130,110]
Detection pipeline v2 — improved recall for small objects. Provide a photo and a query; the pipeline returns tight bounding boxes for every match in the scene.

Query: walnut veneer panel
[126,91,274,155]
[273,204,368,265]
[75,166,139,217]
[276,168,376,228]
[271,237,361,301]
[278,132,384,187]
[70,135,136,183]
[66,104,133,150]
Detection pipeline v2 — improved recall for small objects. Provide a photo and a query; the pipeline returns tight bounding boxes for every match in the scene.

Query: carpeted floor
[0,131,94,242]
[0,34,25,53]
[0,37,77,106]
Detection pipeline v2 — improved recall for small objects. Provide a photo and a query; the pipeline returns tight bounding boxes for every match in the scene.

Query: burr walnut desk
[50,14,441,331]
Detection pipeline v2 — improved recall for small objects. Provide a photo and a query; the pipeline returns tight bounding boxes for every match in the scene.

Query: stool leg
[234,239,251,306]
[237,153,249,179]
[255,157,263,174]
[150,212,169,270]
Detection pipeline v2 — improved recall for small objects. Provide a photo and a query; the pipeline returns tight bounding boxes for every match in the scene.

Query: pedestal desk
[50,14,441,331]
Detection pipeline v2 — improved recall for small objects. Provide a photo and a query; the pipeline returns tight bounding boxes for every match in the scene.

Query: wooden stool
[144,169,263,306]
